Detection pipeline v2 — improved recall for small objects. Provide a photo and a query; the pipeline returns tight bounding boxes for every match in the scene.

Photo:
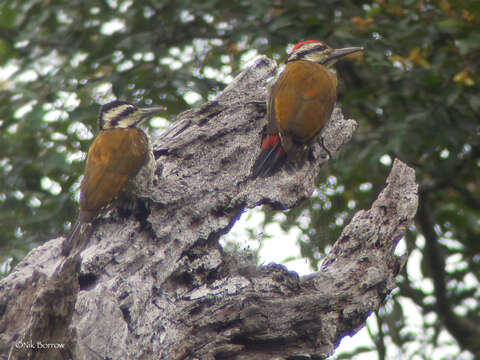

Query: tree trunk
[0,56,418,360]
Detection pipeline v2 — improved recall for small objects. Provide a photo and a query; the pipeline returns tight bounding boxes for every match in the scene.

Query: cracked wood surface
[0,56,418,360]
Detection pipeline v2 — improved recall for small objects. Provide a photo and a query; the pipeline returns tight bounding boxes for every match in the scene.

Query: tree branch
[417,192,480,354]
[0,57,418,359]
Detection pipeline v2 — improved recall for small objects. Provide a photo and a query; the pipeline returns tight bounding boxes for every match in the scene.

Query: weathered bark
[0,56,418,360]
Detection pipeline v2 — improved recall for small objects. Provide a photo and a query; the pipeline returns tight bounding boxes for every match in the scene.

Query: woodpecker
[62,100,166,256]
[251,40,363,178]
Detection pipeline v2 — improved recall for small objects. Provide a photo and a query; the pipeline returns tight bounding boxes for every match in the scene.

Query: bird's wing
[79,128,148,213]
[272,61,337,145]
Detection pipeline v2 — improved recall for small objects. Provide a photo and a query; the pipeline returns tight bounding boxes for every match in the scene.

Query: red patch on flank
[261,135,280,151]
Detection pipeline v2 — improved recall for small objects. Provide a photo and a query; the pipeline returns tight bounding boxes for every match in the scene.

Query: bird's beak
[139,106,167,118]
[328,47,363,62]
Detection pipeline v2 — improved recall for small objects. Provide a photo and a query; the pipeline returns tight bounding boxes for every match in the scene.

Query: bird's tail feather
[251,135,286,178]
[61,220,93,256]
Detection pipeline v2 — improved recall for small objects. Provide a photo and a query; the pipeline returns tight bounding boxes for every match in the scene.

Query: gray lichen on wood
[0,56,418,360]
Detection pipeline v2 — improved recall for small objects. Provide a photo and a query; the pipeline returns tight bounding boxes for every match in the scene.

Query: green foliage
[1,0,479,358]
